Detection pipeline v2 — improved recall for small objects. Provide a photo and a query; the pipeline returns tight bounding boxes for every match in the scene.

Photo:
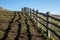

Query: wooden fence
[21,7,60,40]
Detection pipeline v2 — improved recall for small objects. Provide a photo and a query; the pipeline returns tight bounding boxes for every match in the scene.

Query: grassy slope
[37,14,60,40]
[0,10,14,39]
[0,10,36,40]
[0,9,60,40]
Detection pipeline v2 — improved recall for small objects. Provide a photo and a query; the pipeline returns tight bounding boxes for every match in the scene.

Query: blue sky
[0,0,60,15]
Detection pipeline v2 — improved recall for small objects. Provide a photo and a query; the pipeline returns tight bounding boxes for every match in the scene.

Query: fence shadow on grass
[14,20,21,40]
[1,12,16,40]
[25,18,32,40]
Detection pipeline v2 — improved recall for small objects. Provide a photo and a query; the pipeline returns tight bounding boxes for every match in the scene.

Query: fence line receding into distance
[21,7,60,40]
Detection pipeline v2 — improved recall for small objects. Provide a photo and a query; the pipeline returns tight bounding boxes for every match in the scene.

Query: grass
[30,13,60,40]
[36,14,60,40]
[0,9,60,40]
[0,31,4,39]
[0,13,14,23]
[0,10,14,39]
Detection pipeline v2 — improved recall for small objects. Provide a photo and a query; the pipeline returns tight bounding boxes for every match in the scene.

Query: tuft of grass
[0,31,4,39]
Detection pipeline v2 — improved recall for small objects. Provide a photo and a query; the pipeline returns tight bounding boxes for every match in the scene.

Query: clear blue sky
[0,0,60,15]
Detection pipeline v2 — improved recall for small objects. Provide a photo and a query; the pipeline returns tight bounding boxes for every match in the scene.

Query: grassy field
[35,13,60,40]
[0,9,60,40]
[0,10,46,40]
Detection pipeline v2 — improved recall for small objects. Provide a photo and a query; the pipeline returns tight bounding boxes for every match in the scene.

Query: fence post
[32,9,37,24]
[24,7,27,12]
[46,12,51,38]
[21,8,23,11]
[31,9,34,19]
[30,9,31,16]
[27,8,30,15]
[36,10,40,26]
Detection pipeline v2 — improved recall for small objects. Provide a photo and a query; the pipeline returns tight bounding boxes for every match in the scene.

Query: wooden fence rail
[21,7,60,40]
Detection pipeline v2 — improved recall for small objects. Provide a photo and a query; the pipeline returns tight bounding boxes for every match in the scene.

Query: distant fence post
[30,9,31,16]
[29,8,31,16]
[32,9,35,21]
[31,9,34,19]
[21,8,23,12]
[27,8,30,15]
[46,12,51,38]
[32,9,37,24]
[36,10,40,26]
[24,7,27,12]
